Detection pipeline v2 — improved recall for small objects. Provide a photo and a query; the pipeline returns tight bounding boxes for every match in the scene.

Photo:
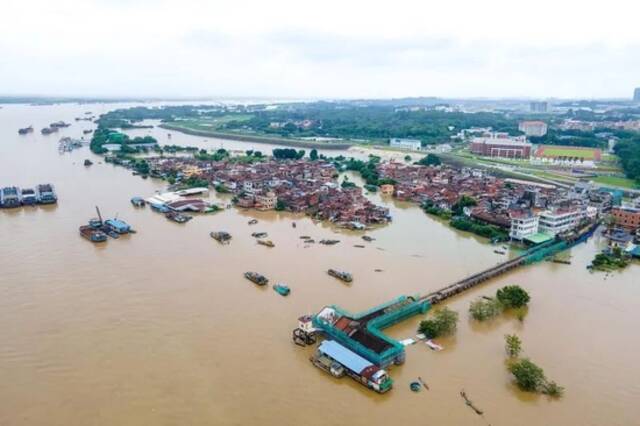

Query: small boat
[299,235,311,239]
[41,127,58,135]
[79,225,107,243]
[362,235,375,242]
[494,249,506,255]
[0,187,21,208]
[150,202,169,213]
[354,244,365,248]
[18,126,33,135]
[257,239,275,248]
[273,283,290,296]
[425,340,443,351]
[35,184,57,204]
[84,159,93,167]
[88,218,102,228]
[165,211,192,223]
[248,219,258,225]
[327,269,352,283]
[83,129,93,134]
[251,232,268,238]
[244,272,268,286]
[292,222,297,228]
[210,231,232,244]
[21,188,37,205]
[130,197,146,207]
[410,382,422,392]
[319,239,340,245]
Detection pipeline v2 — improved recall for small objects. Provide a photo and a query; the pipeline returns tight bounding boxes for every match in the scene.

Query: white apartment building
[518,120,548,137]
[509,211,540,240]
[538,208,582,236]
[389,138,422,151]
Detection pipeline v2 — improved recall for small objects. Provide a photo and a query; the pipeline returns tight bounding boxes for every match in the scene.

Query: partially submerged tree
[469,298,503,321]
[504,334,522,358]
[496,285,530,309]
[419,307,459,339]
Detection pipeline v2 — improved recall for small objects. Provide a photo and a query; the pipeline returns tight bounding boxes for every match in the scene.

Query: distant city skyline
[2,0,640,99]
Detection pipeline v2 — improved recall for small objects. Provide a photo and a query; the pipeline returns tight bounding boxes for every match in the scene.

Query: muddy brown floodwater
[1,103,639,426]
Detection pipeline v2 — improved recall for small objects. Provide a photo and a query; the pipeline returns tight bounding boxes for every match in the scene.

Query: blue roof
[105,219,130,230]
[318,340,373,374]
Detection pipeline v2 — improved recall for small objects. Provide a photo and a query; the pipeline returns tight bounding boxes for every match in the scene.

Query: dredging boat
[165,211,192,223]
[257,239,275,248]
[79,225,107,243]
[18,126,33,135]
[328,269,353,283]
[244,272,269,286]
[210,231,232,244]
[273,283,290,296]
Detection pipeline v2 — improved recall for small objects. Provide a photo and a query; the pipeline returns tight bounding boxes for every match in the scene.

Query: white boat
[425,340,444,351]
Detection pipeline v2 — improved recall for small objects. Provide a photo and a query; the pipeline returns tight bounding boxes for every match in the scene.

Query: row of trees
[505,335,564,397]
[469,285,531,321]
[613,138,640,182]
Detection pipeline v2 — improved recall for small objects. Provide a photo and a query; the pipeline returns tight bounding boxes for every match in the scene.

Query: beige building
[255,192,277,210]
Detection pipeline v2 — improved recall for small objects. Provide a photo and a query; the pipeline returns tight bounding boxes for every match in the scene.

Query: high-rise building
[634,88,640,102]
[530,101,548,113]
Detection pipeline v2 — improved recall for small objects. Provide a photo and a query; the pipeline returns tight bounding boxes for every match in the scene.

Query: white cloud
[1,0,639,98]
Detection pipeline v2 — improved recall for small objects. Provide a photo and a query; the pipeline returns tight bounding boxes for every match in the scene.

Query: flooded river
[1,103,639,426]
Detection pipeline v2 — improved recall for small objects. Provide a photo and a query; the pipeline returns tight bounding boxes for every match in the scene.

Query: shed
[318,340,372,374]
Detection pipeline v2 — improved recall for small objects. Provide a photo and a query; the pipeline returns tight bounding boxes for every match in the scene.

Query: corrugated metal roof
[318,340,373,374]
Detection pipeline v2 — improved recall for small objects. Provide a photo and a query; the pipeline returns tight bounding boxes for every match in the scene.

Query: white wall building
[509,211,540,240]
[538,208,582,236]
[518,120,548,137]
[389,138,422,151]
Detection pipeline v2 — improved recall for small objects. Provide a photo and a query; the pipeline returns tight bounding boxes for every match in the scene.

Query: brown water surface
[1,103,639,426]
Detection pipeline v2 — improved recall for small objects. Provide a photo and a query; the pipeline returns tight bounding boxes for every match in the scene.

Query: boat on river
[320,239,340,245]
[79,225,107,243]
[165,211,192,223]
[21,188,37,205]
[18,126,33,135]
[257,239,275,248]
[244,272,268,286]
[35,184,57,204]
[0,187,21,208]
[210,231,232,244]
[273,283,290,296]
[130,197,145,207]
[327,269,352,283]
[251,232,268,238]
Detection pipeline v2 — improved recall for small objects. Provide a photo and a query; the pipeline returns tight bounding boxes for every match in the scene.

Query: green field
[537,146,599,160]
[592,175,640,189]
[173,115,253,131]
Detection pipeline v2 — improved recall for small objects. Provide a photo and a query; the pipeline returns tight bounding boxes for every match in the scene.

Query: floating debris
[418,376,430,391]
[460,390,484,416]
[244,272,268,286]
[327,269,352,283]
[374,269,383,272]
[210,231,232,244]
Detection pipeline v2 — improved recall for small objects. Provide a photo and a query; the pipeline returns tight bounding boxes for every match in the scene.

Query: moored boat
[244,272,268,286]
[84,159,93,167]
[328,269,352,283]
[273,283,290,296]
[35,184,57,204]
[257,239,275,248]
[320,239,340,245]
[251,232,268,238]
[0,187,21,208]
[21,188,37,205]
[18,126,33,135]
[248,219,258,225]
[165,211,192,223]
[79,225,107,243]
[130,197,146,207]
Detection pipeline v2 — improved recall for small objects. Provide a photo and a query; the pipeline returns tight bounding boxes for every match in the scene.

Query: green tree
[416,153,442,166]
[418,307,459,338]
[469,298,503,321]
[542,381,565,398]
[496,285,530,309]
[275,199,286,211]
[508,359,545,392]
[310,149,319,161]
[504,334,522,358]
[404,155,412,162]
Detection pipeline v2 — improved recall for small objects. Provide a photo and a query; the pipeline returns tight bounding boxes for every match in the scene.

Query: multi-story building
[538,207,582,236]
[518,120,548,137]
[530,101,548,113]
[389,138,422,151]
[611,206,640,230]
[509,210,539,240]
[470,133,532,159]
[634,88,640,103]
[255,191,277,210]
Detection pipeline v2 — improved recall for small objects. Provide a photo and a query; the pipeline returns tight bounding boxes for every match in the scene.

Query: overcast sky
[2,0,639,100]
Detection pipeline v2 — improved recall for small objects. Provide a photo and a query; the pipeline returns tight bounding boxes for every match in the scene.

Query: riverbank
[160,123,353,150]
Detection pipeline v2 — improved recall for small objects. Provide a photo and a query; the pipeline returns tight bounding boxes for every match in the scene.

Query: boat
[35,184,57,204]
[0,187,21,208]
[362,235,375,242]
[165,211,192,223]
[425,340,443,351]
[41,126,58,135]
[84,159,93,167]
[299,235,311,239]
[83,129,93,134]
[292,222,297,228]
[149,202,170,213]
[273,283,290,296]
[244,272,268,286]
[410,382,422,392]
[105,218,132,234]
[21,188,37,205]
[130,197,146,207]
[494,249,506,255]
[257,239,275,248]
[210,231,232,244]
[79,225,107,243]
[251,232,268,238]
[327,269,352,283]
[320,239,340,245]
[18,126,33,135]
[248,219,258,225]
[50,121,70,128]
[354,244,365,248]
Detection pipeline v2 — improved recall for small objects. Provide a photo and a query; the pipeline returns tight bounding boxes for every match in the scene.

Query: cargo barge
[79,225,107,243]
